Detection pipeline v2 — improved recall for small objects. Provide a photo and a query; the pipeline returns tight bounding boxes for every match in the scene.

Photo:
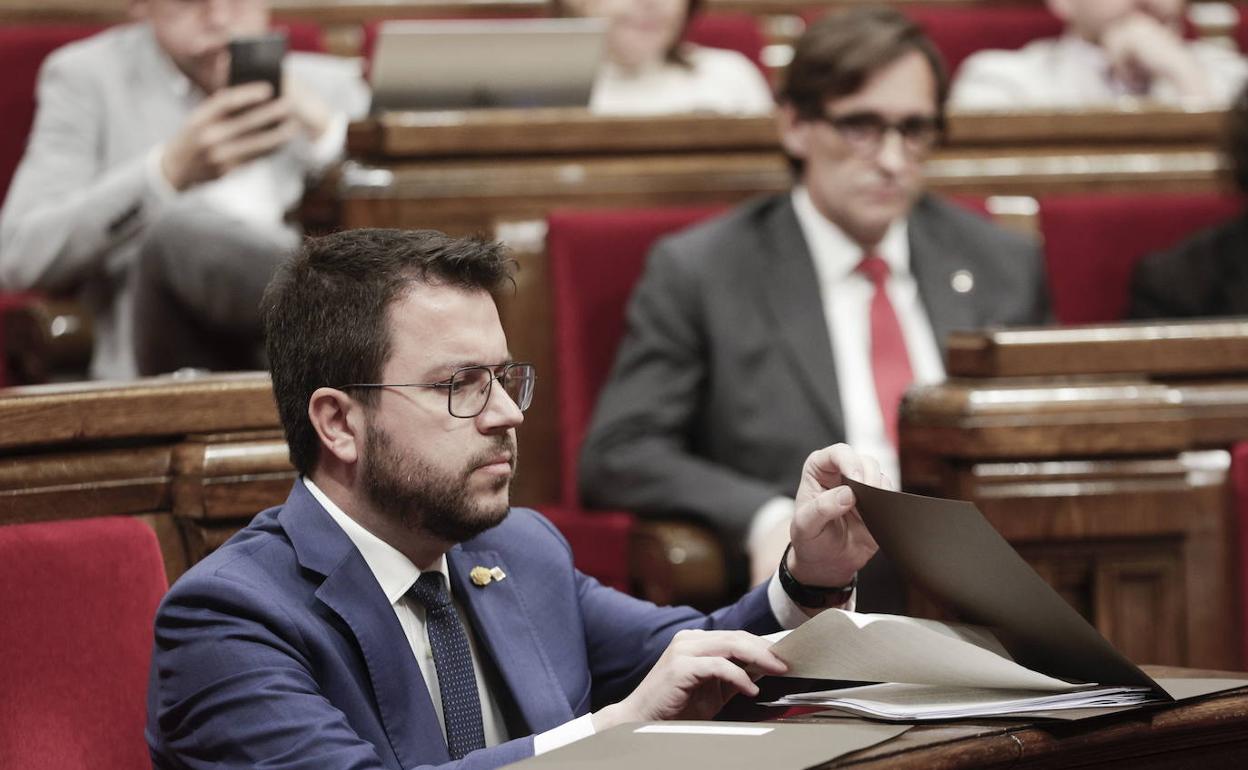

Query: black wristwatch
[778,543,856,608]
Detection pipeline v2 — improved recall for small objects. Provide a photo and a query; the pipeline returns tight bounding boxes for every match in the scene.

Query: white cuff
[305,111,348,172]
[144,145,179,202]
[745,496,794,553]
[533,713,596,755]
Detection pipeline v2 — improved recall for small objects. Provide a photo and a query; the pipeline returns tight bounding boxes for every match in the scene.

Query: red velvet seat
[801,5,1062,76]
[273,19,328,54]
[546,206,725,507]
[0,516,167,770]
[1038,193,1243,324]
[542,206,725,591]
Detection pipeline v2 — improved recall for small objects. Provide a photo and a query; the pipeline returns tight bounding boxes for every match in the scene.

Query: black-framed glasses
[340,362,536,418]
[814,111,942,156]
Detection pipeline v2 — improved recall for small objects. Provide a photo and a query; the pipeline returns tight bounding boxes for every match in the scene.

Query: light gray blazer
[580,193,1049,548]
[0,23,369,379]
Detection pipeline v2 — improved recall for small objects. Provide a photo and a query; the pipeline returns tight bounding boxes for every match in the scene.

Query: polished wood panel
[946,320,1248,378]
[900,323,1248,671]
[0,374,286,582]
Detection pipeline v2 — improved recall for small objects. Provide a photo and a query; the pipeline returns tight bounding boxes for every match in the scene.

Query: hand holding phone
[228,32,288,98]
[161,83,297,190]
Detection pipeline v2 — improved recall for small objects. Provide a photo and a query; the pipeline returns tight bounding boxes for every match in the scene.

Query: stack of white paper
[768,682,1158,721]
[762,609,1163,720]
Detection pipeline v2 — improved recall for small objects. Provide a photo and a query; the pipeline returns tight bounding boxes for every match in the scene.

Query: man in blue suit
[146,228,888,769]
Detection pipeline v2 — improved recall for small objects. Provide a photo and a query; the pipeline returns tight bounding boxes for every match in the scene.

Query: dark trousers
[132,205,299,376]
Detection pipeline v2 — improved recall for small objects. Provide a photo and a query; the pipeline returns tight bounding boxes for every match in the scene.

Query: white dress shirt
[589,45,774,116]
[747,188,944,552]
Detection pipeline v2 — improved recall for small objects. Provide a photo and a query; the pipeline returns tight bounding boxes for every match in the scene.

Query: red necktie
[857,254,914,449]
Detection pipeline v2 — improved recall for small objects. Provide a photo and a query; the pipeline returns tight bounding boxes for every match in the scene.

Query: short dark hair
[550,0,703,66]
[779,7,948,173]
[263,229,516,476]
[1229,82,1248,194]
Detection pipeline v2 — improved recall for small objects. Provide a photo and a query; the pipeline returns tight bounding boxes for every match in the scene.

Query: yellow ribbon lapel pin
[470,566,507,587]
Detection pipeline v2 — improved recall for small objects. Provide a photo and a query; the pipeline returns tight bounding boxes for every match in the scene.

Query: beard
[361,419,515,543]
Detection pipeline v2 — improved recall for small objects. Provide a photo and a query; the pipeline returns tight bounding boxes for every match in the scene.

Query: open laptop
[369,18,608,112]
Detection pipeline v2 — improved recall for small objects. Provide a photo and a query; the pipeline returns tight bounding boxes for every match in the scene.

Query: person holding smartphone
[0,0,370,380]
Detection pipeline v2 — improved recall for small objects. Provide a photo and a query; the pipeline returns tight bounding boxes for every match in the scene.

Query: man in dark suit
[580,7,1050,600]
[146,228,887,769]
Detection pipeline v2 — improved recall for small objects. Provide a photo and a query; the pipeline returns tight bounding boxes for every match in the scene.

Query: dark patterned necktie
[409,571,486,759]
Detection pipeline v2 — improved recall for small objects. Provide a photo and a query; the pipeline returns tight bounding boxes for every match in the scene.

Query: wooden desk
[900,321,1248,672]
[338,107,1232,506]
[805,666,1248,769]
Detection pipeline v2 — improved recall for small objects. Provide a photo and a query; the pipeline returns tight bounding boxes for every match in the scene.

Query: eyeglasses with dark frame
[340,362,536,418]
[814,110,943,157]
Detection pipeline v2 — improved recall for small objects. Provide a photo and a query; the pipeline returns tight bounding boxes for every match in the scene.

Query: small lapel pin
[470,565,507,587]
[950,269,974,294]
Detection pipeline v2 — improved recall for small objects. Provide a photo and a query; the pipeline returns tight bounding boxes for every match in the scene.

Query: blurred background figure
[0,0,368,380]
[950,0,1247,110]
[552,0,773,116]
[1130,82,1248,318]
[579,8,1048,603]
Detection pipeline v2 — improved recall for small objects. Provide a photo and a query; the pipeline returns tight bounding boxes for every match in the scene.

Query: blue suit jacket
[146,482,780,769]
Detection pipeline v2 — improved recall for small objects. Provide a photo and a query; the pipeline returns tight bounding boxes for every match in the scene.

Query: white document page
[767,609,1080,691]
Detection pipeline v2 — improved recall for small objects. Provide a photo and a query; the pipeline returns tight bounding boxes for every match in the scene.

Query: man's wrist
[778,543,856,608]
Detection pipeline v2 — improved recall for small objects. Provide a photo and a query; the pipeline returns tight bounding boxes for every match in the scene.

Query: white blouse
[589,44,775,116]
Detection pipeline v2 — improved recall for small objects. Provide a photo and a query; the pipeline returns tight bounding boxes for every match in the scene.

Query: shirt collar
[790,186,911,284]
[303,477,446,605]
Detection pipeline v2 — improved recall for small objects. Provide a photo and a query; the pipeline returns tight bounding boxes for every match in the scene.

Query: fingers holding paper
[592,630,788,730]
[789,443,887,591]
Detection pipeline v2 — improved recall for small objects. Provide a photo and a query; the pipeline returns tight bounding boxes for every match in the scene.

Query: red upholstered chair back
[1038,193,1244,324]
[274,20,330,54]
[547,206,723,506]
[0,516,167,770]
[685,12,768,75]
[800,6,1062,77]
[0,24,105,203]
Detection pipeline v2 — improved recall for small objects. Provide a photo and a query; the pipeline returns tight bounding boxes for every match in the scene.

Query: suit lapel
[282,485,450,767]
[908,197,978,352]
[758,197,845,438]
[447,547,572,732]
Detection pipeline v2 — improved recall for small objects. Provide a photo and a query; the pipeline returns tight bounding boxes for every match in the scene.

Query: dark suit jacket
[1129,213,1248,320]
[579,192,1048,571]
[145,482,779,770]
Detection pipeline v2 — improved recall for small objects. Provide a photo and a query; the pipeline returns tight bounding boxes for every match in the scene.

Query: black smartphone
[227,32,287,97]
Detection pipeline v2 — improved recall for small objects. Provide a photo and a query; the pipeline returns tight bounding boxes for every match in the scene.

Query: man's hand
[1101,13,1210,101]
[787,443,888,591]
[160,81,299,191]
[592,630,788,729]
